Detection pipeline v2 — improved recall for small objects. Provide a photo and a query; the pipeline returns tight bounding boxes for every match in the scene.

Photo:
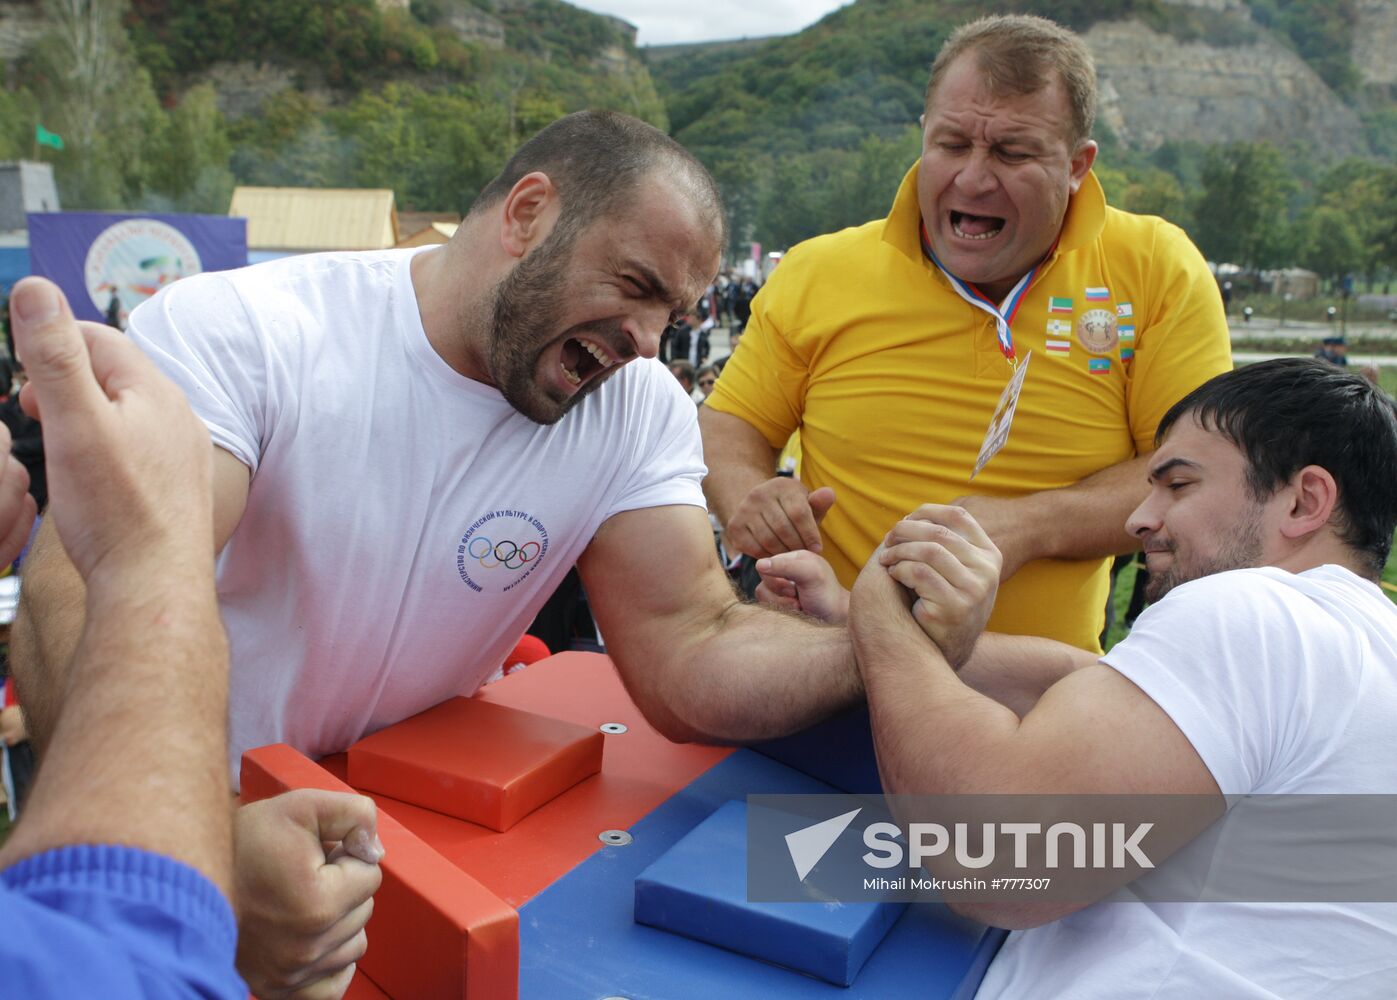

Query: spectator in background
[104,290,124,331]
[661,308,710,366]
[696,364,717,403]
[715,271,735,325]
[668,359,697,397]
[662,313,694,365]
[713,322,744,377]
[1,674,36,822]
[732,276,757,332]
[692,295,718,369]
[1315,335,1349,367]
[1,362,47,511]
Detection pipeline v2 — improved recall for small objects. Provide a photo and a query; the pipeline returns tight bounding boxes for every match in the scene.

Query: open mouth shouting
[558,334,624,389]
[950,210,1005,241]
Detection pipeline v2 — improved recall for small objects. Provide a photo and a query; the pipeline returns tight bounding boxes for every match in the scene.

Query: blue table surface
[519,749,1005,999]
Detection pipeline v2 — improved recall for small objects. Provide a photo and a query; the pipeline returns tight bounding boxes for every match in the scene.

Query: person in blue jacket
[0,277,364,998]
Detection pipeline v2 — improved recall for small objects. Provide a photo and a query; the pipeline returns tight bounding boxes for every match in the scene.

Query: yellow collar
[880,161,1107,266]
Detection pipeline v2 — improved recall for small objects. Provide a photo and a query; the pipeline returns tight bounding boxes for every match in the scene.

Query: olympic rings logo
[466,536,542,571]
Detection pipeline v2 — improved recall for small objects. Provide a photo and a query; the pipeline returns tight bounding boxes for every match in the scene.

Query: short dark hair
[925,14,1096,149]
[668,359,695,383]
[1157,358,1397,575]
[471,110,725,244]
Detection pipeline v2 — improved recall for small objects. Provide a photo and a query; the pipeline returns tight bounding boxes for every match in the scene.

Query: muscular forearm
[0,560,232,893]
[963,454,1151,581]
[619,601,862,745]
[11,517,88,754]
[697,407,780,525]
[957,632,1100,718]
[851,595,1025,797]
[1008,454,1150,564]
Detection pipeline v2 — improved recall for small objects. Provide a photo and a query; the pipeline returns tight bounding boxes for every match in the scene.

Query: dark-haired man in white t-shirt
[839,358,1397,998]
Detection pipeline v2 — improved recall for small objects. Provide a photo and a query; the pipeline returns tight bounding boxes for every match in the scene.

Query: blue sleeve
[0,843,247,1000]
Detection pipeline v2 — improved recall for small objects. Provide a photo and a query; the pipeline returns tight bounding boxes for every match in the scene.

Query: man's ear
[499,172,558,259]
[1068,140,1098,194]
[1280,465,1339,540]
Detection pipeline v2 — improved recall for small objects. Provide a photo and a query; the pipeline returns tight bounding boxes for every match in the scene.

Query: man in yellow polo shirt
[700,13,1232,652]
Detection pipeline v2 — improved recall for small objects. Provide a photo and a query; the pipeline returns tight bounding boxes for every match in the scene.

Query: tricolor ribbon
[920,221,1055,367]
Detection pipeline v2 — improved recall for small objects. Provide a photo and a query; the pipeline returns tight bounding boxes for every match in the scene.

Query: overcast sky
[568,1,851,46]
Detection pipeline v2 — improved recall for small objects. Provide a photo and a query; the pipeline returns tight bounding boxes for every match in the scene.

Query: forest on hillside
[1,0,1394,282]
[649,0,1397,280]
[0,0,663,214]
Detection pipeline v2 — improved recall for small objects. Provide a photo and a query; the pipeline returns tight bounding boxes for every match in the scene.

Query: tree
[28,0,164,207]
[144,83,234,213]
[754,154,828,251]
[228,91,344,190]
[1191,142,1295,269]
[332,84,508,213]
[1370,169,1397,277]
[0,88,40,160]
[1311,159,1397,280]
[1120,168,1187,226]
[1296,206,1362,284]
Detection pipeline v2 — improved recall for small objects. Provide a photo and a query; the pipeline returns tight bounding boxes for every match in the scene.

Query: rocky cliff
[3,0,1394,157]
[1354,0,1397,90]
[1088,18,1368,155]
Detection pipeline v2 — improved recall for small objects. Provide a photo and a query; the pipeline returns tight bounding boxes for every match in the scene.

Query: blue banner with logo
[26,211,247,326]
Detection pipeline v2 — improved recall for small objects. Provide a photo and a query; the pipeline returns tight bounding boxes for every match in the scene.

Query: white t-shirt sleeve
[1100,570,1349,795]
[603,362,707,519]
[126,273,269,473]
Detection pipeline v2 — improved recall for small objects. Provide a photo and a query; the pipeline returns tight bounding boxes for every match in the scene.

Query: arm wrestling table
[241,652,1005,1000]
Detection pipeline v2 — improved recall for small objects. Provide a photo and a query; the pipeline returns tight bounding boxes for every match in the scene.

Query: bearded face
[474,173,721,424]
[1142,509,1265,603]
[486,223,633,426]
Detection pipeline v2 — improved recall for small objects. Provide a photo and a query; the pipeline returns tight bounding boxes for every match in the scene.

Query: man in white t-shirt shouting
[11,111,862,999]
[842,357,1397,998]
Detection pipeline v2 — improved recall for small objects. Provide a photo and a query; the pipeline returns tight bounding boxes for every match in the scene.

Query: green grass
[1231,293,1391,325]
[1380,367,1397,398]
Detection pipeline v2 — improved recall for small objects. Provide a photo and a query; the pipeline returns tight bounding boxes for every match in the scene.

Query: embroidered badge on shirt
[1076,308,1119,354]
[1089,358,1112,375]
[1085,286,1109,301]
[1048,297,1073,314]
[1117,302,1134,318]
